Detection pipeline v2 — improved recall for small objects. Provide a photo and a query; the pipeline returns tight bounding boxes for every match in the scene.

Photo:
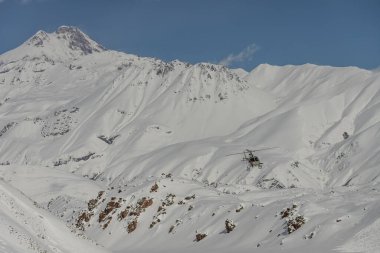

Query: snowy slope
[0,178,108,253]
[242,64,380,187]
[0,26,380,253]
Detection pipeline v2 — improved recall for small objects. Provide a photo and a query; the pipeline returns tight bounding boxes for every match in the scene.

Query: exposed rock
[162,193,175,206]
[53,152,96,166]
[118,209,129,221]
[235,205,244,213]
[150,182,159,193]
[280,204,297,219]
[56,26,106,54]
[72,152,95,162]
[184,194,195,200]
[0,122,17,138]
[137,197,153,209]
[88,199,98,211]
[76,211,93,230]
[127,219,138,233]
[257,178,285,189]
[287,216,306,234]
[97,134,120,145]
[225,219,236,233]
[195,233,207,242]
[27,30,49,47]
[280,204,306,234]
[98,200,121,222]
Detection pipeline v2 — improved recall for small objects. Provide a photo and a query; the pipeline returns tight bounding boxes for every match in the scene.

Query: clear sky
[0,0,379,71]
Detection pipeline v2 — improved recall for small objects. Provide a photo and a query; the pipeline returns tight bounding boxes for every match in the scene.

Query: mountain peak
[54,26,106,55]
[26,30,50,47]
[56,25,80,33]
[23,26,106,56]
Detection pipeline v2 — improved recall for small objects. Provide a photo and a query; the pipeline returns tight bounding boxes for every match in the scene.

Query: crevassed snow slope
[1,26,380,253]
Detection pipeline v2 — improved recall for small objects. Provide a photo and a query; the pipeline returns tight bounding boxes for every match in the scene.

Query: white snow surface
[0,26,380,253]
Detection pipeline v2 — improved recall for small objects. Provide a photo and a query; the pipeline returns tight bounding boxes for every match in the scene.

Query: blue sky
[0,0,379,70]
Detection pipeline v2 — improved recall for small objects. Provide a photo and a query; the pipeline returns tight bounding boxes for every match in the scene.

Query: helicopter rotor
[225,147,278,156]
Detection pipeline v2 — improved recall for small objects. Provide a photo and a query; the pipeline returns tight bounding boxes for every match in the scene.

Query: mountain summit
[26,26,106,55]
[0,26,106,63]
[55,26,106,54]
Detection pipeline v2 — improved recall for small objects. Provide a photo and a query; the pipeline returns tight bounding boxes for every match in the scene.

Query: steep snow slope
[241,64,380,187]
[0,179,108,253]
[0,26,380,253]
[97,64,380,190]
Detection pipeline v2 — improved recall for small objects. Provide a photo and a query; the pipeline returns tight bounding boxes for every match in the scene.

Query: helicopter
[226,147,278,169]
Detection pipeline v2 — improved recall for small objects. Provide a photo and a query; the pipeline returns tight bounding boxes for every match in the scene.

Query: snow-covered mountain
[0,26,379,253]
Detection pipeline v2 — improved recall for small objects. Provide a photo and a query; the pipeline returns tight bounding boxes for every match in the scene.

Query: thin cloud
[219,43,259,67]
